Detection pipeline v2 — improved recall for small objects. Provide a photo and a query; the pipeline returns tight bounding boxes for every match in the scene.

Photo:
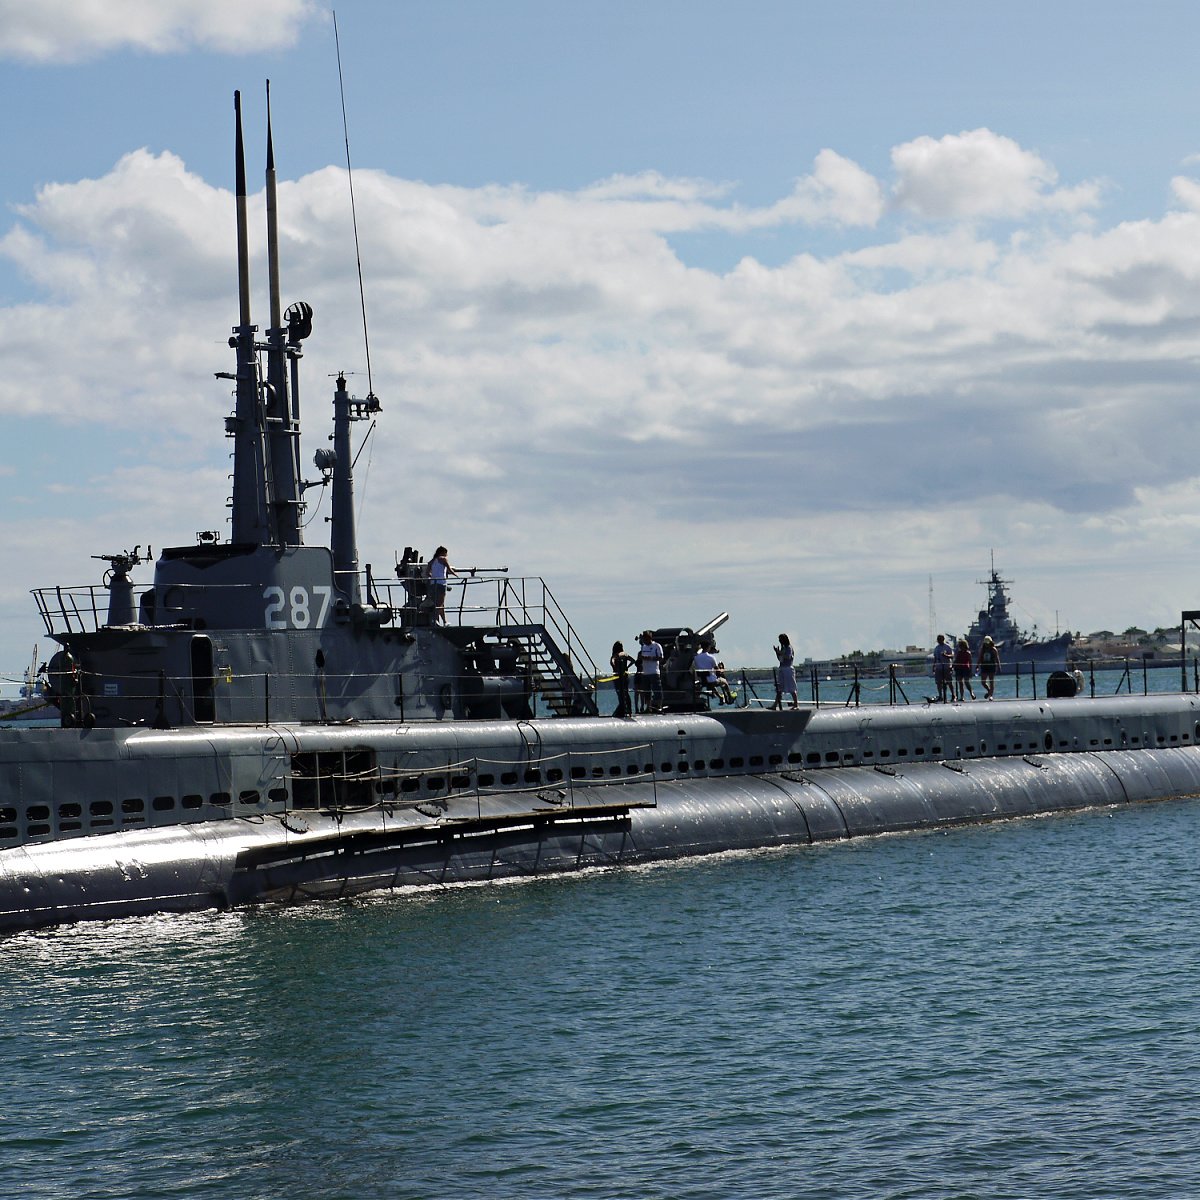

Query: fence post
[1183,619,1189,693]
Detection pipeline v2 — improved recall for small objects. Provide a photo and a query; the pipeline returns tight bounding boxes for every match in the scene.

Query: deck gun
[659,611,730,711]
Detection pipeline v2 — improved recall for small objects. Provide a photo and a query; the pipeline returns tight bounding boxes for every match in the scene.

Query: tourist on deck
[933,634,954,702]
[637,630,664,713]
[978,635,1000,699]
[428,546,458,624]
[694,641,734,705]
[610,641,636,718]
[954,637,976,701]
[773,634,799,710]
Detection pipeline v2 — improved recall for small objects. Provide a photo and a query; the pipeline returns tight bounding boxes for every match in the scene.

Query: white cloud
[774,148,886,228]
[580,173,734,203]
[891,128,1102,221]
[3,129,1200,672]
[1171,175,1200,211]
[491,149,882,240]
[0,0,322,63]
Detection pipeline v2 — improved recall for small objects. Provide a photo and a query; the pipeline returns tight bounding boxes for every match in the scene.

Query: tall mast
[228,90,272,546]
[264,80,303,545]
[330,374,360,603]
[329,374,381,604]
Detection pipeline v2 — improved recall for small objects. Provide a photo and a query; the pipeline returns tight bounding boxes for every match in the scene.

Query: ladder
[475,623,599,717]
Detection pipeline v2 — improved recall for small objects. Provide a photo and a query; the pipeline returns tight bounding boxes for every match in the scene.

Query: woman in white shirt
[428,546,458,624]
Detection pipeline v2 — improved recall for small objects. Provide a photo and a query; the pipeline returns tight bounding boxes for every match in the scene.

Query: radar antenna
[333,10,377,405]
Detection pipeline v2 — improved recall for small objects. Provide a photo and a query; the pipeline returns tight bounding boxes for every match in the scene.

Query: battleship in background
[965,564,1072,675]
[2,92,1200,933]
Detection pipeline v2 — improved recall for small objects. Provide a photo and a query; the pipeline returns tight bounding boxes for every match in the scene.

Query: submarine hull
[4,739,1200,932]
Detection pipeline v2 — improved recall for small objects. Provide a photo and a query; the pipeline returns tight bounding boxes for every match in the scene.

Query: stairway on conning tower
[475,625,599,717]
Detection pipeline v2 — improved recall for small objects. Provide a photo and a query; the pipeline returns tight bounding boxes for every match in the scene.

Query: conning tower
[32,88,597,730]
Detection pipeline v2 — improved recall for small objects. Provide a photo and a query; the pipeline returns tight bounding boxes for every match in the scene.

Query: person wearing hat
[637,630,664,713]
[978,635,1000,699]
[694,638,734,705]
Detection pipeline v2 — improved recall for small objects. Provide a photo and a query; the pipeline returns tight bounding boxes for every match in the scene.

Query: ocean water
[3,796,1199,1199]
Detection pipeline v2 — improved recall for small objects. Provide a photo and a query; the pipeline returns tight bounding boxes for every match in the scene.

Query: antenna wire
[333,11,376,400]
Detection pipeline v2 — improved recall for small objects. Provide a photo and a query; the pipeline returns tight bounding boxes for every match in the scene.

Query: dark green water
[3,796,1199,1199]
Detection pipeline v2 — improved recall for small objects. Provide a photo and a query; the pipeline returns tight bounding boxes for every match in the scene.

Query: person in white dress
[773,633,798,710]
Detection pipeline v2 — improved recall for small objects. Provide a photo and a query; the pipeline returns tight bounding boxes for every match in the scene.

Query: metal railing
[24,662,603,725]
[719,657,1200,709]
[370,572,601,679]
[32,584,110,636]
[31,569,600,682]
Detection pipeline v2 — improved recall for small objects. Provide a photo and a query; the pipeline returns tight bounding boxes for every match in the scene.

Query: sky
[4,0,1200,680]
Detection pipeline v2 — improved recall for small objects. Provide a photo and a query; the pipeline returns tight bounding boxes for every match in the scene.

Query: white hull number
[263,585,333,630]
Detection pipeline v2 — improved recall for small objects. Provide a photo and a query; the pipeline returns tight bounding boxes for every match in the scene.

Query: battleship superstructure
[965,564,1072,675]
[2,94,1200,933]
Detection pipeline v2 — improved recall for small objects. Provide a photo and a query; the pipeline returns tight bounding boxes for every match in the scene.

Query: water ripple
[3,800,1200,1197]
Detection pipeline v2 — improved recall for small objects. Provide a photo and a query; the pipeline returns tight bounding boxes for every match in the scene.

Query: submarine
[3,92,1200,934]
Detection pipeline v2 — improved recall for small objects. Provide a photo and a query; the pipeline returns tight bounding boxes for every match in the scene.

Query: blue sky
[4,0,1200,680]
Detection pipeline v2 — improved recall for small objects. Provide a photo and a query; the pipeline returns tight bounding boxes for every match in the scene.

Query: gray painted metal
[3,740,1200,931]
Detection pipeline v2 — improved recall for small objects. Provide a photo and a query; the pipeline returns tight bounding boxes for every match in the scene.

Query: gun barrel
[696,611,730,638]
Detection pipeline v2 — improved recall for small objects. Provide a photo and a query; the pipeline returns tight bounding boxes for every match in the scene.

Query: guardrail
[727,657,1200,709]
[31,570,600,681]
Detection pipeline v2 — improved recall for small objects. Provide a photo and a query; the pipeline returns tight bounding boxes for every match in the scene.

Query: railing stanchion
[1183,616,1189,693]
